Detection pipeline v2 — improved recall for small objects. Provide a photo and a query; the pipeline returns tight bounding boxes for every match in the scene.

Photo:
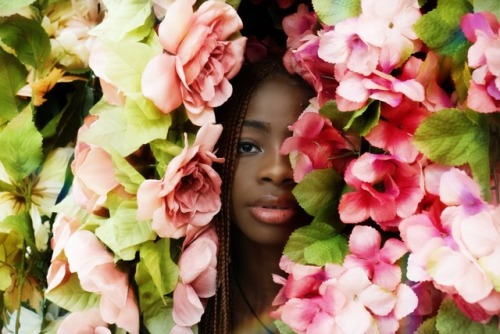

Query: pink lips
[249,196,298,225]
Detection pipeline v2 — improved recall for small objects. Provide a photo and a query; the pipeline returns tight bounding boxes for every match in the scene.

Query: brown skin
[231,77,312,333]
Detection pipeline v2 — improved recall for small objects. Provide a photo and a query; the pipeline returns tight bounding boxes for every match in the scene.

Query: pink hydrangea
[280,110,354,182]
[338,153,424,229]
[461,12,500,113]
[141,0,247,125]
[136,123,223,239]
[171,226,218,333]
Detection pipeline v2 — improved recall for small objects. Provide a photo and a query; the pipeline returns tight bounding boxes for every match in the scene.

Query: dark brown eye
[237,141,260,154]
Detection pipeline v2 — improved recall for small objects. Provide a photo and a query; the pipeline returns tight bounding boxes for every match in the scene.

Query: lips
[249,195,298,225]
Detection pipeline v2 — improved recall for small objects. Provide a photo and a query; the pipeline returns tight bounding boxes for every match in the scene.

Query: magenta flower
[137,124,223,239]
[365,97,431,163]
[172,226,218,332]
[280,110,353,182]
[343,225,408,291]
[339,153,424,229]
[141,0,247,125]
[461,12,500,113]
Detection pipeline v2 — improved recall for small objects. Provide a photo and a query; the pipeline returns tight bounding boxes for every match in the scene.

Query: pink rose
[141,0,247,125]
[281,110,354,182]
[137,123,223,239]
[71,116,121,215]
[172,226,218,331]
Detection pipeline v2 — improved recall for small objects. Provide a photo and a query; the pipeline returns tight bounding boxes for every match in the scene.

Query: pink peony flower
[280,110,353,182]
[141,0,247,125]
[461,12,500,113]
[71,116,121,215]
[343,225,408,291]
[172,226,218,331]
[64,230,140,334]
[365,97,431,163]
[339,153,424,229]
[137,123,223,239]
[57,308,111,334]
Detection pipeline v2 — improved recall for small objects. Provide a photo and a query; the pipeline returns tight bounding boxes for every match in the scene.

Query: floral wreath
[0,0,499,333]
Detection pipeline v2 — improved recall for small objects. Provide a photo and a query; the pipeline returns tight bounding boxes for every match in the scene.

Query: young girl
[200,58,314,333]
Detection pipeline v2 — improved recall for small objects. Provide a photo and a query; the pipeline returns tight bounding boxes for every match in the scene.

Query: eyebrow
[242,119,270,132]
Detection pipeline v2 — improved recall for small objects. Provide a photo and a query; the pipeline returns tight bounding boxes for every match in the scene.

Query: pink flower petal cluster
[47,216,139,334]
[137,123,224,240]
[141,0,247,126]
[461,12,500,113]
[365,97,430,163]
[400,168,500,324]
[339,153,424,229]
[272,249,417,333]
[57,308,111,334]
[172,226,218,333]
[282,5,337,106]
[71,116,122,215]
[280,109,354,182]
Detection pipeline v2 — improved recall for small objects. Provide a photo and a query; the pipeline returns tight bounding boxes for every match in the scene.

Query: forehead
[245,78,311,124]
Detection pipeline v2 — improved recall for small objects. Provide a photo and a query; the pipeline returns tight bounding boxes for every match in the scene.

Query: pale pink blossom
[172,226,218,331]
[461,12,500,113]
[280,110,353,182]
[71,116,121,215]
[365,98,430,163]
[137,124,223,239]
[65,230,140,334]
[343,225,408,290]
[339,153,424,229]
[141,0,247,125]
[57,308,111,334]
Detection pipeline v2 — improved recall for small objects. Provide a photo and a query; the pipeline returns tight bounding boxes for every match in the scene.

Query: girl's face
[231,77,312,246]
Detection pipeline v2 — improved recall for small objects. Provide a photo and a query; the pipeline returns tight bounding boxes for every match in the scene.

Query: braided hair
[199,57,312,334]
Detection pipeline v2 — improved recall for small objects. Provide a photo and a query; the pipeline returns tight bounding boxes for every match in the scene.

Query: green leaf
[0,231,23,290]
[95,200,156,261]
[470,0,500,21]
[150,138,184,177]
[45,274,100,312]
[0,108,43,181]
[414,0,471,64]
[304,234,348,266]
[82,99,171,157]
[312,0,361,25]
[0,15,51,67]
[436,298,499,334]
[136,239,179,299]
[321,100,381,136]
[415,316,438,334]
[91,0,155,42]
[284,222,340,264]
[0,212,37,254]
[0,49,27,122]
[413,108,490,198]
[0,0,36,16]
[109,150,145,194]
[293,168,344,223]
[275,320,295,334]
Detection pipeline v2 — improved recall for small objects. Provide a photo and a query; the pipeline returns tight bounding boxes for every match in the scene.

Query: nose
[258,146,294,186]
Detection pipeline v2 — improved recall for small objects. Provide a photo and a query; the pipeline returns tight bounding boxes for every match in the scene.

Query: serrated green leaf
[293,168,344,223]
[0,15,50,67]
[136,239,179,299]
[91,0,155,42]
[413,108,490,198]
[436,298,499,334]
[45,274,100,312]
[416,316,438,334]
[150,138,184,177]
[451,60,471,104]
[312,0,361,25]
[0,108,43,181]
[284,222,338,264]
[109,150,145,194]
[304,234,348,266]
[0,49,27,122]
[95,200,156,261]
[414,0,471,63]
[0,0,36,16]
[0,212,37,254]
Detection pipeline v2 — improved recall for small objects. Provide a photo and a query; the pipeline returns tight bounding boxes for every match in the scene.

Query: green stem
[0,180,16,193]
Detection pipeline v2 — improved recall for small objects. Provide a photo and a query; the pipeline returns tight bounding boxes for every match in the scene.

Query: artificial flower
[137,123,224,239]
[141,0,247,125]
[57,308,111,334]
